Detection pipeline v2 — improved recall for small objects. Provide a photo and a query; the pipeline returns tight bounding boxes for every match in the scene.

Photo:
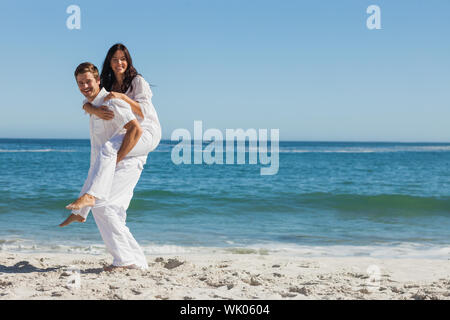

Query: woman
[60,43,161,226]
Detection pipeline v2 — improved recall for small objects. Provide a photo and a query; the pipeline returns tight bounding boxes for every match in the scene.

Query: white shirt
[87,88,146,167]
[125,75,162,141]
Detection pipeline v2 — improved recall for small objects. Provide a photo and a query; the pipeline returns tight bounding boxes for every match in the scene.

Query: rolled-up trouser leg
[91,158,148,270]
[71,166,94,219]
[73,130,153,220]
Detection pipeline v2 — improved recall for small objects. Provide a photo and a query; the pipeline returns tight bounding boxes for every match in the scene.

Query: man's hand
[104,92,124,102]
[95,105,115,120]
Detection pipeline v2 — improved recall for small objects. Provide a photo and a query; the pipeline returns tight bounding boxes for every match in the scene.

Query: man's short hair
[74,62,99,80]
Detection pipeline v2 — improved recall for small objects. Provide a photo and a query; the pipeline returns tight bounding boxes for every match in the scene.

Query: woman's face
[110,50,128,76]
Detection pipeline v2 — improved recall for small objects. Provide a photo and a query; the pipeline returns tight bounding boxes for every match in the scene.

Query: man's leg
[91,158,148,270]
[66,130,153,211]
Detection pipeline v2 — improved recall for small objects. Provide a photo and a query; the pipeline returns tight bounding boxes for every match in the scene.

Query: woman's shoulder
[129,74,152,96]
[131,74,149,86]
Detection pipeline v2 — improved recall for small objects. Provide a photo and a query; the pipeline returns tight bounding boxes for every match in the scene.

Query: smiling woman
[101,44,139,101]
[81,44,162,147]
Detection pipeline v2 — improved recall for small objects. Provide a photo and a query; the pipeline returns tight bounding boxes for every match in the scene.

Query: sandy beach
[0,251,448,300]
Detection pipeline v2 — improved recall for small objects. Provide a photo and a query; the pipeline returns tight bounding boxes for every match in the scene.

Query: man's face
[76,72,100,101]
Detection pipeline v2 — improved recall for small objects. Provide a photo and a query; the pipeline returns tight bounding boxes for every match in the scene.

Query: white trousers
[91,159,148,269]
[71,130,159,269]
[85,129,155,202]
[73,129,157,219]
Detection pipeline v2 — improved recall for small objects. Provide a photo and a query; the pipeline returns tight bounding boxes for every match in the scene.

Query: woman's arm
[82,102,97,115]
[82,102,114,120]
[104,92,144,119]
[119,94,144,119]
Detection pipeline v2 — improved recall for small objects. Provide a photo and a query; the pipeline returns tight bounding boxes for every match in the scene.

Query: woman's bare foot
[66,193,96,211]
[59,213,86,227]
[103,264,138,272]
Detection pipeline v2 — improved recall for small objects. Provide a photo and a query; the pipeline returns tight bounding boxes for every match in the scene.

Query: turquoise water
[0,139,449,258]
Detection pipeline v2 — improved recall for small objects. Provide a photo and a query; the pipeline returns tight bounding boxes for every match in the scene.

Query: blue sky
[0,0,449,141]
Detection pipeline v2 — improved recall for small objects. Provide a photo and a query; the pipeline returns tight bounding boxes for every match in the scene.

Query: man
[60,62,148,271]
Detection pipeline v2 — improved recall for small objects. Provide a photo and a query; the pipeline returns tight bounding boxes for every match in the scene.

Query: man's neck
[87,88,101,103]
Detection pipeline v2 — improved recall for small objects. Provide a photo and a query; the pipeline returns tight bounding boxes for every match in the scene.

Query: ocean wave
[0,241,107,255]
[128,191,450,218]
[2,191,449,218]
[0,239,200,256]
[2,145,449,154]
[155,145,450,154]
[137,189,449,207]
[239,242,450,259]
[0,149,77,153]
[275,146,450,153]
[1,239,448,259]
[291,192,450,216]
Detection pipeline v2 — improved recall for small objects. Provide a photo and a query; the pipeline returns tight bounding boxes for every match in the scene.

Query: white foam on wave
[239,242,450,260]
[124,144,450,154]
[277,146,450,153]
[2,238,449,260]
[0,149,77,153]
[0,238,107,255]
[141,244,198,255]
[0,238,202,256]
[159,145,450,154]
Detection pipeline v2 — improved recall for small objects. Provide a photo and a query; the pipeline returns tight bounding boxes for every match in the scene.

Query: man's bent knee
[101,141,120,158]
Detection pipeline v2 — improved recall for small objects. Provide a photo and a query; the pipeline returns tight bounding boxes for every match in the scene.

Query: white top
[125,75,162,142]
[88,88,146,167]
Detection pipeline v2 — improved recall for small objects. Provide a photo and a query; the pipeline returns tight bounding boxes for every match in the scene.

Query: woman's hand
[96,105,115,120]
[82,102,95,115]
[104,91,124,102]
[82,102,114,120]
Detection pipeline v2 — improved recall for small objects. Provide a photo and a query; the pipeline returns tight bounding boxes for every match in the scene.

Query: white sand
[0,251,449,300]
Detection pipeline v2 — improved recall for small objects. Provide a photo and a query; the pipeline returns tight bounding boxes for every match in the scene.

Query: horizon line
[1,137,450,144]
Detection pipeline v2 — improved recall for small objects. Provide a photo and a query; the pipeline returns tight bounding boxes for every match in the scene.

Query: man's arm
[116,119,143,163]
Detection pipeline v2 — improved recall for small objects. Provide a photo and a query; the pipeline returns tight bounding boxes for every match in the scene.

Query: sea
[0,139,449,259]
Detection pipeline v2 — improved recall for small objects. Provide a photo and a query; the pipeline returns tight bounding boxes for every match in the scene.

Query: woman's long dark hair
[100,43,139,93]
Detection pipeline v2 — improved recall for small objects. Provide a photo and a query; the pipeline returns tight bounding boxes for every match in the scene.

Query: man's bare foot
[66,193,96,211]
[103,264,138,272]
[59,213,86,227]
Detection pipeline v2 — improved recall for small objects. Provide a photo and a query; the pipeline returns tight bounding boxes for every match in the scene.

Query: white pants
[85,129,155,202]
[71,130,158,269]
[91,158,148,269]
[73,129,157,219]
